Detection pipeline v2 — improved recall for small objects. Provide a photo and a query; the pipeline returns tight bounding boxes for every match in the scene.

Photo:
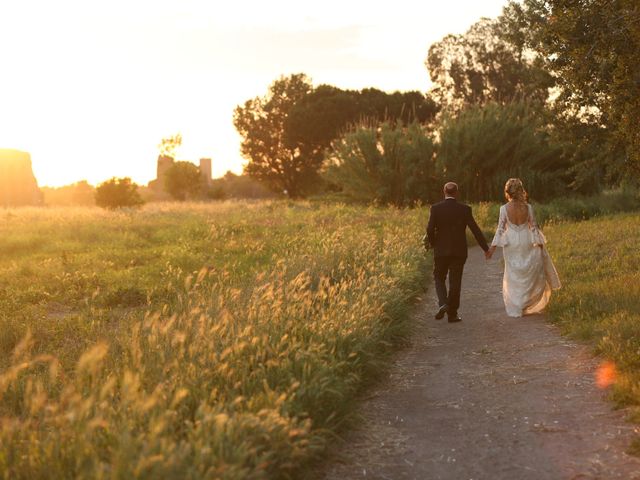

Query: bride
[486,178,561,317]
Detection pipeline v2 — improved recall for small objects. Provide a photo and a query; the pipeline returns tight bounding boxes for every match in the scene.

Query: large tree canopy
[233,73,319,198]
[285,86,438,150]
[426,13,553,110]
[511,0,640,175]
[234,75,440,197]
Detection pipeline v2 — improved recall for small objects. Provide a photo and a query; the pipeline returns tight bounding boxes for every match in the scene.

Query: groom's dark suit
[426,198,489,319]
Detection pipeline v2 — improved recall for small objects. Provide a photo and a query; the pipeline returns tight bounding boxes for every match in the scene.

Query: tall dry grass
[0,201,429,479]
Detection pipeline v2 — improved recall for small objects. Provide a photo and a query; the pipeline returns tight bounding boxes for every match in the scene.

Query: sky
[0,0,509,187]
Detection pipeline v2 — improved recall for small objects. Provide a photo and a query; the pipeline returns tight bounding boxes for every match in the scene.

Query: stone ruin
[199,158,212,185]
[148,156,213,196]
[0,149,43,207]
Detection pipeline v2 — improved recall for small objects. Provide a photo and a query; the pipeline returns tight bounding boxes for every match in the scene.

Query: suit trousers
[433,255,466,316]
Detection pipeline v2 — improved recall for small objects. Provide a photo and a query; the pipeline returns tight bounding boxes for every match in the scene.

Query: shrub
[324,121,438,206]
[206,172,276,200]
[164,161,203,201]
[95,177,143,209]
[436,102,568,202]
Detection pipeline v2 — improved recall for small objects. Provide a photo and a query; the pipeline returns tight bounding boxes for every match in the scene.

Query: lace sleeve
[491,205,508,247]
[528,204,546,246]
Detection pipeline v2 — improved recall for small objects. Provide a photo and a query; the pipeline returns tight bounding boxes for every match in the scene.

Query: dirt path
[320,247,640,480]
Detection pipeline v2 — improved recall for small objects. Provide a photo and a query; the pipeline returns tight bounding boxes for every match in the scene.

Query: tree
[42,180,95,206]
[324,121,438,206]
[233,73,319,198]
[95,177,144,209]
[285,86,439,150]
[426,14,553,110]
[158,133,182,159]
[164,161,202,201]
[511,0,640,175]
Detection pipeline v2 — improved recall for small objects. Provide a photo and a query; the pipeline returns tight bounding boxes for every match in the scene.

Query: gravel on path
[320,247,640,480]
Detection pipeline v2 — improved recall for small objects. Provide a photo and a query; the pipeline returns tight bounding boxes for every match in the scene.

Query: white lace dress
[491,204,561,317]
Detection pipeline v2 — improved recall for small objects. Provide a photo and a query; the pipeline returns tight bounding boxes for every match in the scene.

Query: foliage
[0,202,428,479]
[321,99,637,205]
[205,171,277,200]
[436,101,568,202]
[233,74,320,198]
[469,189,640,241]
[234,75,441,199]
[324,121,438,206]
[551,113,631,194]
[426,13,553,110]
[512,0,640,175]
[164,161,203,201]
[286,85,439,150]
[158,133,183,159]
[42,180,96,206]
[94,177,144,209]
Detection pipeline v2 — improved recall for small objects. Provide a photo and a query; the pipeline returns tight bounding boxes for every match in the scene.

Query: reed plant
[0,202,429,479]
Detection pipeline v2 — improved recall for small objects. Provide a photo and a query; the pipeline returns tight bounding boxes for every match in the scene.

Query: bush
[94,177,143,209]
[534,189,640,225]
[164,161,203,201]
[436,101,569,202]
[324,121,438,206]
[206,172,277,200]
[470,189,640,239]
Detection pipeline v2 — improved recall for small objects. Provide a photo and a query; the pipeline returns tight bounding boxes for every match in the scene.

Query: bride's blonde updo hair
[504,178,528,203]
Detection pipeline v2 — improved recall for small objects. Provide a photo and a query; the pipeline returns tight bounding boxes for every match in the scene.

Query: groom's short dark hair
[444,182,458,195]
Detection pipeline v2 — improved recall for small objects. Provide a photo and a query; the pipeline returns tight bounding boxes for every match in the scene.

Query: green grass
[471,201,640,452]
[3,196,640,476]
[543,213,640,427]
[0,202,430,479]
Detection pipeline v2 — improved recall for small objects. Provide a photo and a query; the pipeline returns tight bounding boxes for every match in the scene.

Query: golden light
[0,0,508,187]
[595,360,617,389]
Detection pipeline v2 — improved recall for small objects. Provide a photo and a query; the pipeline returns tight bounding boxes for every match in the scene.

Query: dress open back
[492,203,561,317]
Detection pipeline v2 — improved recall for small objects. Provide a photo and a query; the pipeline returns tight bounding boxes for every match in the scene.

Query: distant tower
[199,158,212,185]
[154,155,174,191]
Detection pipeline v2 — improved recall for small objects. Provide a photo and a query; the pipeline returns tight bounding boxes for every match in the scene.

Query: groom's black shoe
[447,314,462,323]
[435,304,448,320]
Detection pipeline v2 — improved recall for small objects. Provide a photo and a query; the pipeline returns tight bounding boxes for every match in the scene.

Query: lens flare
[595,360,617,389]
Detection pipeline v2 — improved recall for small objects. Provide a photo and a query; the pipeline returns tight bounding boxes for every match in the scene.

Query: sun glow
[0,0,507,187]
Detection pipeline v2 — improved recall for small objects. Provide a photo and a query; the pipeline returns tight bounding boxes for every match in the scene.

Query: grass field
[2,199,640,477]
[543,213,640,438]
[461,202,640,452]
[0,202,429,479]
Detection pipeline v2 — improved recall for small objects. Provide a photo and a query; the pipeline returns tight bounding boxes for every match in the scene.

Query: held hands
[485,246,496,260]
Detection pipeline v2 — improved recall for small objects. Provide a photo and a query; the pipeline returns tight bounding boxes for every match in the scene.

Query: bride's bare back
[506,200,529,226]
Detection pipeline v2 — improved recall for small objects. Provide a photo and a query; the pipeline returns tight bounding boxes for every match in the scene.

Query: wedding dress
[491,203,561,317]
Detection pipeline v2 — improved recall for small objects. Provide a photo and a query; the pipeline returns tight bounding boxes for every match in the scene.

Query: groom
[424,182,490,322]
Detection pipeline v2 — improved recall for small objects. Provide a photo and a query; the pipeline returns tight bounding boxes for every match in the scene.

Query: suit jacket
[426,198,489,258]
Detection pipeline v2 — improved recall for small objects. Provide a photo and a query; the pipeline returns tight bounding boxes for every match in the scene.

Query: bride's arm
[528,204,546,246]
[487,206,507,258]
[490,206,507,247]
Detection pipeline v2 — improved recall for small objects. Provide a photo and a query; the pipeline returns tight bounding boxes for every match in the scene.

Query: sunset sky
[0,0,508,187]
